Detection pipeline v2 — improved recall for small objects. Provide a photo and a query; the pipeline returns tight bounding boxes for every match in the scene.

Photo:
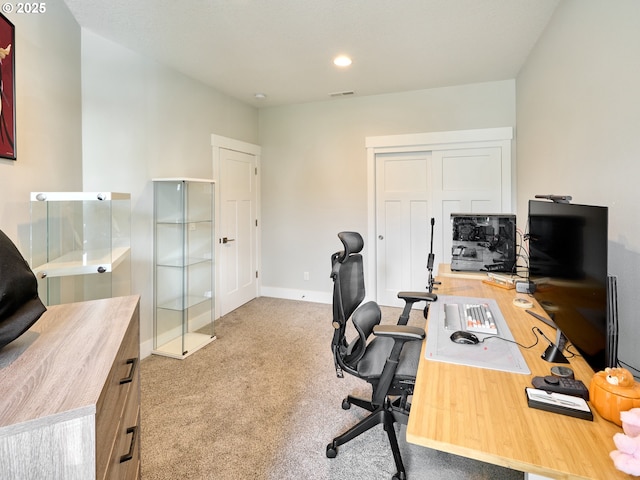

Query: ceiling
[62,0,560,108]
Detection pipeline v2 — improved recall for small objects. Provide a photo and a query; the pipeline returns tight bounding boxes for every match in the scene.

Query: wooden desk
[406,272,625,480]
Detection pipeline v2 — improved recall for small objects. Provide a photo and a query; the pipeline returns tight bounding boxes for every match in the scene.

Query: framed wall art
[0,13,15,160]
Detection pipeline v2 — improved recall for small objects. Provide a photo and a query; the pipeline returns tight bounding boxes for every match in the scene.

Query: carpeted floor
[140,297,524,480]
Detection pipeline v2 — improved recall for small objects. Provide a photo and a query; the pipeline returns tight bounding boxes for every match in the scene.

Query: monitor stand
[542,343,569,363]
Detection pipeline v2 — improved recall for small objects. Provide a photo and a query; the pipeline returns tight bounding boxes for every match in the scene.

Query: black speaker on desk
[606,275,619,368]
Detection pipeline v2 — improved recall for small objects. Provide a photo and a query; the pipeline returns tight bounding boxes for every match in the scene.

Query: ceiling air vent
[329,90,355,97]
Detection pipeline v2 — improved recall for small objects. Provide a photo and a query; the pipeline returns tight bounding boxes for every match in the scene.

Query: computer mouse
[450,330,480,345]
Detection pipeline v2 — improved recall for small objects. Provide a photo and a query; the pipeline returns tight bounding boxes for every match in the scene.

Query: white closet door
[432,147,505,271]
[375,152,431,306]
[374,145,508,307]
[368,128,513,306]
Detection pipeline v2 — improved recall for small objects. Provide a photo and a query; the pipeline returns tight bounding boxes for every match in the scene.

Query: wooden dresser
[0,295,141,480]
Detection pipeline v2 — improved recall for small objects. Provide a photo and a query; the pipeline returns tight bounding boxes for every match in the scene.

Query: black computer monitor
[528,200,613,372]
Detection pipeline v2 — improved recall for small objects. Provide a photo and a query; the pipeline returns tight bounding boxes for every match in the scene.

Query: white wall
[6,0,637,372]
[79,30,259,355]
[258,80,516,301]
[516,0,640,370]
[0,1,82,251]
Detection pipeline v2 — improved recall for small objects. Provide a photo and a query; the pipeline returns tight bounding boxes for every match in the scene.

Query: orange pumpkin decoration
[589,368,640,426]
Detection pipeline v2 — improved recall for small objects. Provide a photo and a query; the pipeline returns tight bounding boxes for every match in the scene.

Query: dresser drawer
[105,373,140,480]
[96,308,140,478]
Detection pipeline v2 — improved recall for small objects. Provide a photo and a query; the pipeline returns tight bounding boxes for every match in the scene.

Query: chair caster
[423,305,429,318]
[326,443,338,458]
[341,398,351,409]
[392,472,406,480]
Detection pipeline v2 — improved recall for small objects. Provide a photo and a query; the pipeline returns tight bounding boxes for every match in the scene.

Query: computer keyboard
[444,302,498,335]
[464,303,498,335]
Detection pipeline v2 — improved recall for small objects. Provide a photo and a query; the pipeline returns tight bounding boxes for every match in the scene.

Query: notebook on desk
[425,295,530,375]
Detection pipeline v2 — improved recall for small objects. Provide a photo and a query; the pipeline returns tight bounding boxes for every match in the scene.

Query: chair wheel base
[341,398,351,410]
[326,443,337,458]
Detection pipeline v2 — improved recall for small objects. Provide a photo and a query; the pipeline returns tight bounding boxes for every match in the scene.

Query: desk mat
[425,295,530,375]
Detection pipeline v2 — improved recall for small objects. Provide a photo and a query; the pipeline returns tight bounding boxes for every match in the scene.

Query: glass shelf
[157,295,212,312]
[155,257,211,268]
[31,246,131,277]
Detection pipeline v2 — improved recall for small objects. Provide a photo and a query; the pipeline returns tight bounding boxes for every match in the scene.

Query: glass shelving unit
[152,178,216,359]
[30,191,131,306]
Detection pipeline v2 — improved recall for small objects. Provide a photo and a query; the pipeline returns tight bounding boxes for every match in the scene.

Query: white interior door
[433,147,505,267]
[376,152,431,306]
[218,147,258,316]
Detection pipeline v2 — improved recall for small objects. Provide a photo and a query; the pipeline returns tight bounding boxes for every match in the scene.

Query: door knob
[221,237,236,244]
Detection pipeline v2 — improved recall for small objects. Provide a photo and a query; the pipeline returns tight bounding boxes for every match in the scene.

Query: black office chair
[326,231,436,480]
[0,229,46,351]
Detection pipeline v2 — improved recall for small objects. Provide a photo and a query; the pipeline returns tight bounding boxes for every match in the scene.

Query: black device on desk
[531,375,589,400]
[526,310,570,364]
[537,328,569,364]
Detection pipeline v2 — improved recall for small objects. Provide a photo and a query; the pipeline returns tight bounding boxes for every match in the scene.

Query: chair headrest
[336,231,364,262]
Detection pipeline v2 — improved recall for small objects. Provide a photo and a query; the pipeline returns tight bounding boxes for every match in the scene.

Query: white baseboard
[260,286,332,305]
[141,338,153,359]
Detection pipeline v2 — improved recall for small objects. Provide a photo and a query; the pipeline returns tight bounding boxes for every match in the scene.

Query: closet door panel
[433,147,504,271]
[375,152,431,306]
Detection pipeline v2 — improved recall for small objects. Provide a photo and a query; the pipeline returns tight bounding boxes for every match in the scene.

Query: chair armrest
[371,324,426,406]
[373,324,425,341]
[397,291,437,303]
[396,291,438,325]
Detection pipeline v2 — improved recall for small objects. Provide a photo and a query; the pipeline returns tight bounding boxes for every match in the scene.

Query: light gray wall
[258,80,516,300]
[516,0,640,370]
[5,0,638,372]
[79,30,259,354]
[0,2,82,251]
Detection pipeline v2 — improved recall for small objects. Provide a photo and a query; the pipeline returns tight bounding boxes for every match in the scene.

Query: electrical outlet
[304,272,309,281]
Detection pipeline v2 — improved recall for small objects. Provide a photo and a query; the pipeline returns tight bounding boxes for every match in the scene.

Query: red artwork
[0,13,15,160]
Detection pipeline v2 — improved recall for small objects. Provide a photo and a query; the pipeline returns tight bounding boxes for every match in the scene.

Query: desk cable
[478,326,576,358]
[477,326,540,349]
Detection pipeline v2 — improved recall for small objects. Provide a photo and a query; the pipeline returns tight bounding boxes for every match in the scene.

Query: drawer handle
[120,426,138,463]
[119,358,138,384]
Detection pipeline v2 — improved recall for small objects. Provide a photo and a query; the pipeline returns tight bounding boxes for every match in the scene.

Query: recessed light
[254,93,267,100]
[333,55,352,67]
